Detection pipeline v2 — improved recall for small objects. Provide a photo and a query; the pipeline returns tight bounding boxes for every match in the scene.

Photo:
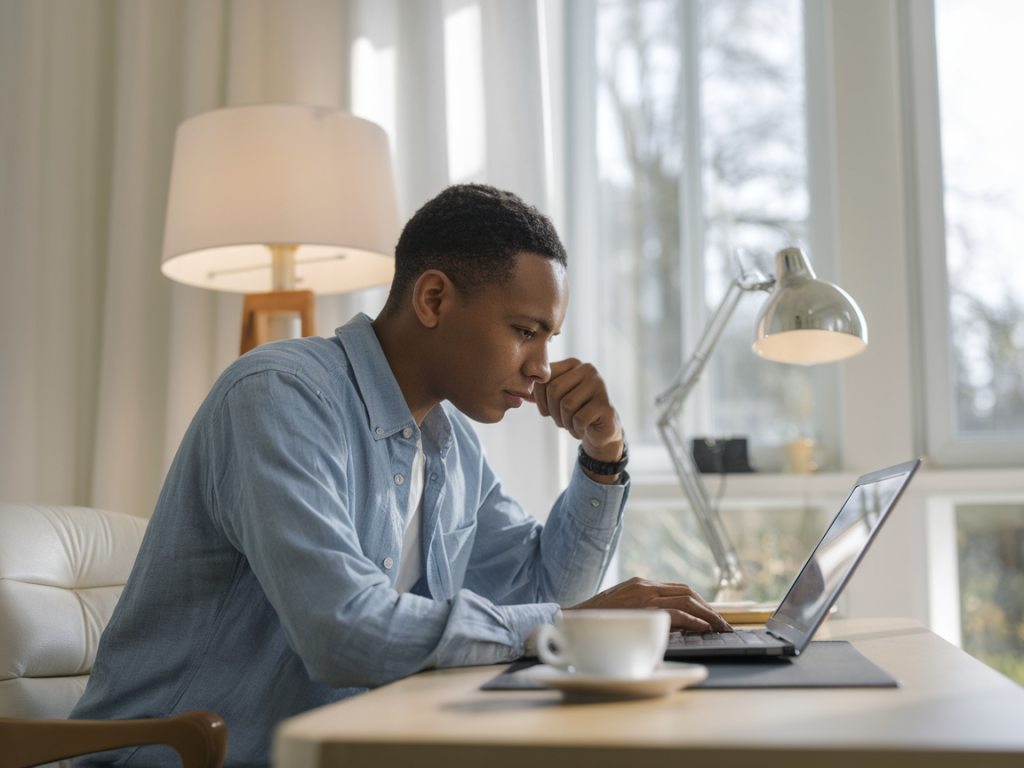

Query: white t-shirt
[394,439,425,593]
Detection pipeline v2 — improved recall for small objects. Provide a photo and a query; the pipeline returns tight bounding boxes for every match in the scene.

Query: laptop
[665,457,921,659]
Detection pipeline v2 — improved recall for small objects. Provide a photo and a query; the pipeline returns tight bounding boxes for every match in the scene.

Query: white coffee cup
[534,609,671,679]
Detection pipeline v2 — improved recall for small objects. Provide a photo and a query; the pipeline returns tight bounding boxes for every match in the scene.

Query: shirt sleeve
[205,369,561,688]
[458,447,629,610]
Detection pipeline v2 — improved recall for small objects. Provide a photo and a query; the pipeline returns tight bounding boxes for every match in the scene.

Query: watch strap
[577,440,628,475]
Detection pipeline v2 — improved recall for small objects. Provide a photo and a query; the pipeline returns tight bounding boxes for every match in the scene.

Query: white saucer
[517,662,708,699]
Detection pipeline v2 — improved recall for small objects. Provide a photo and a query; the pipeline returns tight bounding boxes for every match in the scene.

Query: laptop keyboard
[669,629,779,647]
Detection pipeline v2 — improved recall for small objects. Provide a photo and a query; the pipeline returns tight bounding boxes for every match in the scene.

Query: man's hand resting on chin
[565,577,732,633]
[530,358,624,485]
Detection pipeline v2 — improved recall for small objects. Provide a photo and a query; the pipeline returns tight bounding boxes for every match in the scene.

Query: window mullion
[804,0,844,468]
[679,0,708,439]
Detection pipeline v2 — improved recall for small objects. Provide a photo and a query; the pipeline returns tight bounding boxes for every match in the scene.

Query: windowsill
[628,465,1024,501]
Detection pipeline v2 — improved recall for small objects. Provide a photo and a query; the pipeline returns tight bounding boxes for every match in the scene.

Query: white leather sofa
[0,503,147,720]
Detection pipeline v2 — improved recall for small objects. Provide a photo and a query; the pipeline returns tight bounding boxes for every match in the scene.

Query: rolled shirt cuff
[497,601,562,658]
[565,461,629,529]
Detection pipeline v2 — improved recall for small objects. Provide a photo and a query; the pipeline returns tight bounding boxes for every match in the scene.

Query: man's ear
[411,270,454,329]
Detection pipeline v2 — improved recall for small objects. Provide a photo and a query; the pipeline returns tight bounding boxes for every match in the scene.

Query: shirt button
[395,474,404,485]
[383,557,394,569]
[590,499,600,507]
[375,427,384,435]
[429,473,438,482]
[403,427,413,438]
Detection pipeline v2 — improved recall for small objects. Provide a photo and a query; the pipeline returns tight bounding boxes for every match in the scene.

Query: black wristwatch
[577,440,628,476]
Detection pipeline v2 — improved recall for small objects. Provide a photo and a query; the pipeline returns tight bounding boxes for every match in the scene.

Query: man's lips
[505,390,535,404]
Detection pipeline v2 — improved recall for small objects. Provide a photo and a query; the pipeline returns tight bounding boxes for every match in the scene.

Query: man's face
[432,252,569,423]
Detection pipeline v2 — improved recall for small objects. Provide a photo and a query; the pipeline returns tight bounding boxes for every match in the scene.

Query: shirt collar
[335,314,451,448]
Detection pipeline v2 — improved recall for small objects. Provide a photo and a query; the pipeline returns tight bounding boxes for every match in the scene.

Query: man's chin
[454,402,509,424]
[468,409,507,425]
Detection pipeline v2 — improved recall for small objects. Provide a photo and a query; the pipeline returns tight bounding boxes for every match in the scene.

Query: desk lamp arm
[655,275,774,599]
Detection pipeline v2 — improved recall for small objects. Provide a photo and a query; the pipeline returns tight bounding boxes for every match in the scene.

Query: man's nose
[524,346,551,382]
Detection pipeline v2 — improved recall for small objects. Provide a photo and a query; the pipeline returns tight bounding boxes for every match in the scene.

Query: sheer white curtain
[0,0,562,520]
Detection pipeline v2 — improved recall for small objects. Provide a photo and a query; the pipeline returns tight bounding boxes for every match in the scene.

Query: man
[72,184,728,767]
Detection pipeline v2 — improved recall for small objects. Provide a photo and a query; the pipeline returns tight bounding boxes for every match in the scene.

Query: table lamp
[655,247,867,599]
[161,104,401,355]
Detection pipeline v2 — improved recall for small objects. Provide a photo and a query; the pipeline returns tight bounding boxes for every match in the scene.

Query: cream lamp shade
[161,104,400,294]
[753,247,868,364]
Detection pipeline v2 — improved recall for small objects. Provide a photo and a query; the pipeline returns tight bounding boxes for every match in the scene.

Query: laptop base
[665,629,793,658]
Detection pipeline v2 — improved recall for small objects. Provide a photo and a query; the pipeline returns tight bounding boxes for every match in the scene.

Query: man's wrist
[578,439,628,476]
[580,434,624,464]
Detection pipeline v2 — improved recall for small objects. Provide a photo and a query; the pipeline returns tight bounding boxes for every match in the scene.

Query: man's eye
[518,327,536,339]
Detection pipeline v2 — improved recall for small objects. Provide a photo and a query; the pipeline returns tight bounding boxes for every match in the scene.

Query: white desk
[273,618,1024,768]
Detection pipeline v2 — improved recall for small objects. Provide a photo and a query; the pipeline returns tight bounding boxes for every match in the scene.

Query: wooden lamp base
[239,290,317,356]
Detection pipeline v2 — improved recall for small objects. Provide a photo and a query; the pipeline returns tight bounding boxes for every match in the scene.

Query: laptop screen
[771,464,917,638]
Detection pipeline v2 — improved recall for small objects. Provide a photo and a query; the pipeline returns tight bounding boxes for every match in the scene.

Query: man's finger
[535,359,580,420]
[570,398,610,444]
[561,392,595,440]
[665,608,713,632]
[650,595,731,631]
[547,358,581,380]
[627,581,697,597]
[545,368,588,428]
[532,382,549,416]
[546,384,563,428]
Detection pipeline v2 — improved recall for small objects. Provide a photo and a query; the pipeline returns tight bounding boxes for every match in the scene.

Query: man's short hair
[381,184,567,315]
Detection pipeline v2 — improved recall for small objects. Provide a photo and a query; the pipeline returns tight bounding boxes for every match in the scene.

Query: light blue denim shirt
[71,314,627,767]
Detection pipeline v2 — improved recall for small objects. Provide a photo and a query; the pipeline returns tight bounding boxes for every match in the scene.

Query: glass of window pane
[596,0,686,448]
[935,0,1024,435]
[956,503,1024,684]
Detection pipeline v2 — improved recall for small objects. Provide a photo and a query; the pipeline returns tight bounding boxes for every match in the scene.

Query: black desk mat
[481,641,898,690]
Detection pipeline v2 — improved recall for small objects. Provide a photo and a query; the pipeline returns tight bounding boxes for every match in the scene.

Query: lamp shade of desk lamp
[753,247,867,364]
[161,104,400,354]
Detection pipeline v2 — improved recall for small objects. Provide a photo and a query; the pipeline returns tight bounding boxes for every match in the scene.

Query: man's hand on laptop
[564,577,732,633]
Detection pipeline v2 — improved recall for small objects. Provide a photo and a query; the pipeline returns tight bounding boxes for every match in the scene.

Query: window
[957,503,1024,683]
[567,0,840,476]
[927,496,1024,684]
[904,0,1024,466]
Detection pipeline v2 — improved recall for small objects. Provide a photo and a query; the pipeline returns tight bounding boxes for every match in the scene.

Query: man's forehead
[480,252,568,329]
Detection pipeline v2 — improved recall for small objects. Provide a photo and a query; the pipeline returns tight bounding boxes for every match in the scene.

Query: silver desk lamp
[655,247,868,600]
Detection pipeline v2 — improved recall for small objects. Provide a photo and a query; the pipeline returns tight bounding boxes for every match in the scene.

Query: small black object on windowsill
[692,438,755,474]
